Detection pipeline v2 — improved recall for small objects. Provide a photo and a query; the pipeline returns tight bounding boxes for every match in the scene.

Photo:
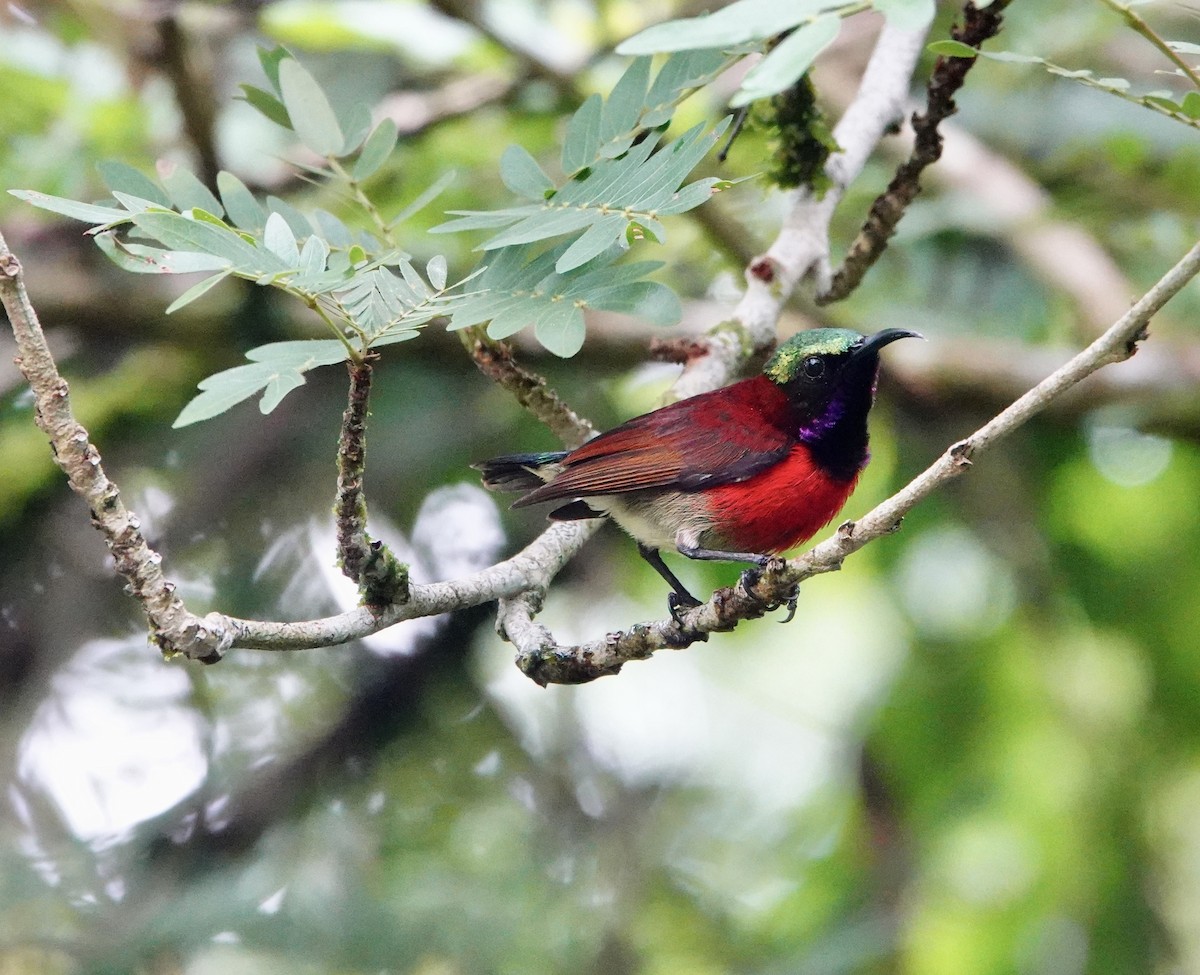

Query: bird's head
[763,327,921,443]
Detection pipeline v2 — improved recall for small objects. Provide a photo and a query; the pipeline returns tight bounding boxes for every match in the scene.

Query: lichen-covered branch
[0,231,228,663]
[333,357,408,606]
[819,0,1013,305]
[334,358,372,577]
[221,519,598,650]
[13,228,1194,667]
[510,237,1200,685]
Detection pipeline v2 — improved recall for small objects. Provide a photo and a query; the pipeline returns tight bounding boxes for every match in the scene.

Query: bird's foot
[667,591,703,628]
[738,558,798,622]
[737,554,780,594]
[736,566,771,619]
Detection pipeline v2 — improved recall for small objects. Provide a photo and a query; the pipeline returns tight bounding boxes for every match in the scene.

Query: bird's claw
[667,591,702,627]
[779,588,799,624]
[738,566,763,591]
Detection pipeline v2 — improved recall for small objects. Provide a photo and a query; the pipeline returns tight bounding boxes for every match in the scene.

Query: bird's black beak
[851,328,923,364]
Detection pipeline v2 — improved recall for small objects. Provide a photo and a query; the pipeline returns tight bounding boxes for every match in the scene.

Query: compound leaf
[173,339,348,427]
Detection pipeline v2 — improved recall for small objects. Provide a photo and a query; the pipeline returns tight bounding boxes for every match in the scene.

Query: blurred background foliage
[2,0,1200,973]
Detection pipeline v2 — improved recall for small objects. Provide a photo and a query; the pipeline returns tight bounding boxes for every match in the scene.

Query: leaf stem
[1098,0,1200,89]
[328,157,399,248]
[303,293,362,359]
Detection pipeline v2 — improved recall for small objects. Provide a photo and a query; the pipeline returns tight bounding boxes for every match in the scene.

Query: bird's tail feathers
[473,451,567,493]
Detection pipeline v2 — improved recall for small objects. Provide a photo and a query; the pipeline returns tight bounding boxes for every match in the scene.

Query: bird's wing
[513,379,794,506]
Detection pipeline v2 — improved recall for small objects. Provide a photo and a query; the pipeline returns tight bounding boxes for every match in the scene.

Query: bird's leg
[637,543,701,624]
[676,542,771,566]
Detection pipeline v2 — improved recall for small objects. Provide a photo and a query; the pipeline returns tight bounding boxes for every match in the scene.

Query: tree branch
[819,0,1013,304]
[220,519,599,650]
[464,331,598,447]
[0,231,226,663]
[511,237,1200,684]
[0,20,963,674]
[0,226,590,660]
[153,12,221,190]
[333,357,408,605]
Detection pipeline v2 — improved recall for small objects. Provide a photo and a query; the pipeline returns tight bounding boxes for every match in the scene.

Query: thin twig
[223,519,600,651]
[464,331,598,447]
[820,0,1013,304]
[334,359,372,580]
[1098,0,1200,89]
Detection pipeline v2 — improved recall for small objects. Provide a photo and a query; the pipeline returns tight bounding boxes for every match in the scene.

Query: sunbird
[477,327,919,618]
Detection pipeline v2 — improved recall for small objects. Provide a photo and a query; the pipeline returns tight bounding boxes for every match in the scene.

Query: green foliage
[9,47,735,425]
[172,339,350,427]
[446,244,681,357]
[928,40,1200,131]
[617,0,935,105]
[434,116,735,272]
[9,51,471,426]
[432,53,737,273]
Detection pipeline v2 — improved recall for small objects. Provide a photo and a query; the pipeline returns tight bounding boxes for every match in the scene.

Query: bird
[476,327,919,620]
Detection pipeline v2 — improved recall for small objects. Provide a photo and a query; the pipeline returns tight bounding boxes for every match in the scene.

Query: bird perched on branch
[477,327,919,620]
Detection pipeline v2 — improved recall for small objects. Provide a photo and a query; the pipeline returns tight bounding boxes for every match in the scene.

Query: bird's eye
[802,356,825,380]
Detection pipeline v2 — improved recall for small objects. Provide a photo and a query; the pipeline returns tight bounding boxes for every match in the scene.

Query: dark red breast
[702,443,859,553]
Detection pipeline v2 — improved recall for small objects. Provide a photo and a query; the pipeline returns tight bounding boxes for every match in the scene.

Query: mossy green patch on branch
[756,73,840,196]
